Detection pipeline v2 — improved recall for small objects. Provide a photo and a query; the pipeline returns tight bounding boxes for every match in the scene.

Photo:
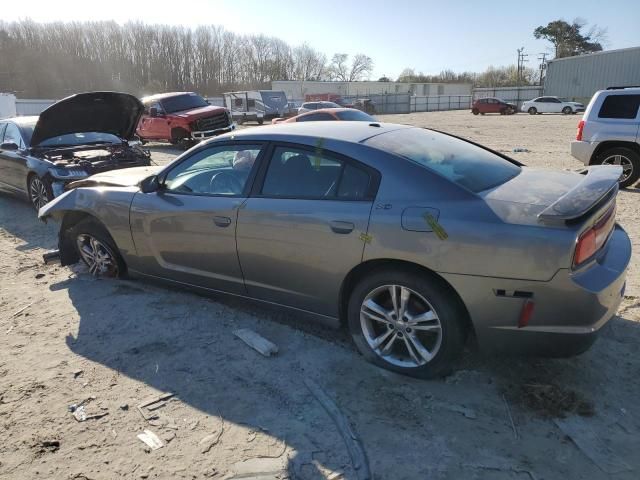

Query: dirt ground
[1,110,639,480]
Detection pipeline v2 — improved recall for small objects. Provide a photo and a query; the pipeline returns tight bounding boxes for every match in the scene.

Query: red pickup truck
[137,92,234,147]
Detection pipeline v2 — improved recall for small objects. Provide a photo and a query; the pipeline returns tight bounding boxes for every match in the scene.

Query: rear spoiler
[537,166,621,223]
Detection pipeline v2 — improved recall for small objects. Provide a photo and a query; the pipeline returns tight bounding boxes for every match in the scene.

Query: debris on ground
[137,429,164,450]
[555,416,632,474]
[200,417,225,453]
[136,392,174,421]
[73,369,84,379]
[233,329,278,357]
[12,301,36,318]
[35,273,45,279]
[513,147,529,152]
[34,439,60,454]
[304,379,371,480]
[510,383,595,418]
[69,397,109,422]
[120,403,129,411]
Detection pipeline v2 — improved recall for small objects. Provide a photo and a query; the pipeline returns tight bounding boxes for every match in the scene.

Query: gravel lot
[1,111,639,480]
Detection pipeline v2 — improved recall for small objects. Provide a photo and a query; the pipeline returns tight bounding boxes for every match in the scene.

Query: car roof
[0,115,38,127]
[298,108,353,116]
[600,87,640,94]
[220,121,409,145]
[140,92,196,102]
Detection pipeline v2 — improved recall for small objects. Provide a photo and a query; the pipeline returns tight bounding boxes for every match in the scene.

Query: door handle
[329,220,354,234]
[213,216,232,227]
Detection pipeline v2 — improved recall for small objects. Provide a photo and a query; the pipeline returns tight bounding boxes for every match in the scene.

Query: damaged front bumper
[191,124,235,140]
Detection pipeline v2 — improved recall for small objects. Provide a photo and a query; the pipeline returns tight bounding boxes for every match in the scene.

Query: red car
[272,108,375,124]
[471,97,517,115]
[137,92,234,147]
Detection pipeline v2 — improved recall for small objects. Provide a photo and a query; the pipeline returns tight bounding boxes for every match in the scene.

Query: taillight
[576,120,585,141]
[573,204,616,267]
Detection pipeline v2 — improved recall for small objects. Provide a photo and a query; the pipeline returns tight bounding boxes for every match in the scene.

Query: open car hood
[31,92,144,147]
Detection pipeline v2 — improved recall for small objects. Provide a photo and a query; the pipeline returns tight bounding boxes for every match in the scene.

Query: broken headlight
[48,166,89,180]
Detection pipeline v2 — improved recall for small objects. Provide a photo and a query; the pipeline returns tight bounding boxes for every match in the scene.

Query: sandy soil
[1,111,639,480]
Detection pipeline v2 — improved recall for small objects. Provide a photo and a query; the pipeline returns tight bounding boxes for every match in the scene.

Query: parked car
[272,108,376,124]
[0,92,151,210]
[571,87,640,188]
[521,96,585,115]
[298,101,341,114]
[304,93,354,108]
[39,122,630,379]
[471,98,517,115]
[137,92,233,147]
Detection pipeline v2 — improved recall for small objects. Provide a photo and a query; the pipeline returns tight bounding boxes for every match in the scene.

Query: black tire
[507,107,516,115]
[69,217,126,277]
[257,118,264,125]
[27,174,53,211]
[528,107,537,115]
[472,108,479,115]
[480,112,485,115]
[499,109,506,115]
[347,269,466,379]
[562,106,572,114]
[594,147,640,189]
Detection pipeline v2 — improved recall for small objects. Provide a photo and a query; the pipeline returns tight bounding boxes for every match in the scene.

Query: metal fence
[410,95,471,112]
[472,86,543,109]
[15,99,56,116]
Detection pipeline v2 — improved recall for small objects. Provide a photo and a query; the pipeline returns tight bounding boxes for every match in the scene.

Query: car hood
[172,105,228,121]
[67,165,163,190]
[31,92,144,147]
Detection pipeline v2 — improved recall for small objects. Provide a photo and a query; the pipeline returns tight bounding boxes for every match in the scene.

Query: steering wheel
[209,171,243,195]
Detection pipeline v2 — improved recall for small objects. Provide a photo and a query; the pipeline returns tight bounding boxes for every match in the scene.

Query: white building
[272,81,472,101]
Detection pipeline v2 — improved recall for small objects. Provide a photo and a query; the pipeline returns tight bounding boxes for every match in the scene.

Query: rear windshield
[365,128,521,193]
[161,93,209,113]
[336,110,375,121]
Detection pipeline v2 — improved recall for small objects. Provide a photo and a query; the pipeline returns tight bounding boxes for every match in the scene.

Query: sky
[5,0,640,79]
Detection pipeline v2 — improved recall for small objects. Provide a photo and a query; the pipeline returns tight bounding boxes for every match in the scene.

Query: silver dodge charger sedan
[39,122,631,378]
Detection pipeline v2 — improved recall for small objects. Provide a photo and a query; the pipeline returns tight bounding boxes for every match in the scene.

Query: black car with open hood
[0,91,151,211]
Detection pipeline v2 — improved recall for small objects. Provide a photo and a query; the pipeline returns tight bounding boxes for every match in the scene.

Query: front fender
[39,186,140,264]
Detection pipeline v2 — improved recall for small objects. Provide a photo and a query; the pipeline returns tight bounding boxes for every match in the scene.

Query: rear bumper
[441,225,631,356]
[571,140,598,165]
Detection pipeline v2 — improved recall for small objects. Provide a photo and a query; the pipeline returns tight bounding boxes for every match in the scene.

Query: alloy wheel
[29,177,50,210]
[603,154,634,182]
[360,284,442,368]
[76,234,119,276]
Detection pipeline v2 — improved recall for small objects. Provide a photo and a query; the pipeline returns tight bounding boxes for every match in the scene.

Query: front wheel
[347,269,466,379]
[70,218,125,277]
[562,106,572,114]
[28,175,52,211]
[596,147,640,188]
[472,108,479,115]
[528,107,537,115]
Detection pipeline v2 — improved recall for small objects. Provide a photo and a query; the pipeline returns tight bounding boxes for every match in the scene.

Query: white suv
[521,96,585,115]
[571,87,640,188]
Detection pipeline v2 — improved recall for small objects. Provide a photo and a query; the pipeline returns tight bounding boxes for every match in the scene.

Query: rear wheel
[347,269,466,378]
[596,147,640,188]
[528,107,537,115]
[562,106,572,114]
[27,175,52,211]
[70,218,125,277]
[472,108,479,115]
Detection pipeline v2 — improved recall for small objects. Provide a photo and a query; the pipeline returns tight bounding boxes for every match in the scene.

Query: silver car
[39,122,631,378]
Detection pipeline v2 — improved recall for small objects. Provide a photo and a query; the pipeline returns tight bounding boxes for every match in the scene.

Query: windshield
[335,110,375,121]
[161,93,209,113]
[365,127,521,193]
[38,131,122,147]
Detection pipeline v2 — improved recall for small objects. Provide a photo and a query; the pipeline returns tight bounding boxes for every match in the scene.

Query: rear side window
[365,127,521,193]
[335,110,375,121]
[598,95,640,119]
[297,112,334,122]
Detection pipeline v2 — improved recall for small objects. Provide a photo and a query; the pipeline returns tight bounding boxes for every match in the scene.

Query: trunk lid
[482,166,621,226]
[31,92,144,147]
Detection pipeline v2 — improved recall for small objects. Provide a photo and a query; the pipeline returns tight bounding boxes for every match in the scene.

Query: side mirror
[149,107,158,117]
[140,175,160,193]
[0,142,19,151]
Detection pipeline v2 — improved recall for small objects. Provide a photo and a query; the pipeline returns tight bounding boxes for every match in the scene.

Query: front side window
[598,95,640,119]
[163,144,262,196]
[261,146,371,199]
[3,124,25,149]
[365,127,520,193]
[335,110,375,121]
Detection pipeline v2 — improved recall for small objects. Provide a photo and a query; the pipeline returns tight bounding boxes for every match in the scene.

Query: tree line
[0,20,371,98]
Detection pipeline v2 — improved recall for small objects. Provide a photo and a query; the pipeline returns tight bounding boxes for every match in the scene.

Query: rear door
[588,94,640,143]
[548,97,563,113]
[236,143,378,316]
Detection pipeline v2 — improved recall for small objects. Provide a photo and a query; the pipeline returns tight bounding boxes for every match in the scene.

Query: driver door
[129,142,265,294]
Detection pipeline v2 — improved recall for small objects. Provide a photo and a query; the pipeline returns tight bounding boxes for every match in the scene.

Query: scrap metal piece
[137,429,164,450]
[136,392,174,421]
[233,329,278,357]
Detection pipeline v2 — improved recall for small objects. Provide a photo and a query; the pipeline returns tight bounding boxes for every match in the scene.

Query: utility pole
[537,52,548,86]
[516,48,529,86]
